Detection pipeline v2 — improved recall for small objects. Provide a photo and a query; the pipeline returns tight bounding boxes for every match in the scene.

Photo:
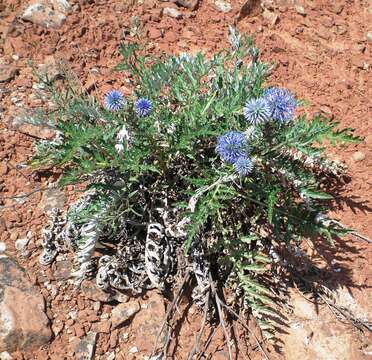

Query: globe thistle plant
[104,90,125,111]
[265,87,297,123]
[234,156,254,176]
[244,98,271,125]
[33,29,362,357]
[216,131,248,164]
[135,98,153,117]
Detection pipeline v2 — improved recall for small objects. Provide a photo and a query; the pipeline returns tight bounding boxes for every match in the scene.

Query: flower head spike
[243,98,271,125]
[104,90,125,111]
[135,98,153,117]
[264,87,297,123]
[234,156,254,176]
[216,131,248,164]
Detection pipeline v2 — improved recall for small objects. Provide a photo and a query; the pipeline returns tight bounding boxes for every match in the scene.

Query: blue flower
[135,98,153,117]
[264,87,297,123]
[234,156,254,176]
[243,98,271,125]
[216,131,248,164]
[104,90,125,111]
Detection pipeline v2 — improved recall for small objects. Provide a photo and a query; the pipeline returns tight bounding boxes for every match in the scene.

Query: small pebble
[352,151,365,162]
[0,351,13,360]
[294,4,306,15]
[15,238,29,251]
[93,301,101,312]
[214,0,232,13]
[128,346,138,354]
[163,7,182,19]
[107,352,115,360]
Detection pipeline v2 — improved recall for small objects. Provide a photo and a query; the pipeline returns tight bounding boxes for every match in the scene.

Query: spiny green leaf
[301,188,333,200]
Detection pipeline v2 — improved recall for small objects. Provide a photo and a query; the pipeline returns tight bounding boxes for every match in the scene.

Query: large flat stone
[0,255,51,353]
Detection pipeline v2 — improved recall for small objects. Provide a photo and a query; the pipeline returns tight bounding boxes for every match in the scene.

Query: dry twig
[188,291,211,360]
[151,270,191,357]
[210,274,233,360]
[219,302,270,360]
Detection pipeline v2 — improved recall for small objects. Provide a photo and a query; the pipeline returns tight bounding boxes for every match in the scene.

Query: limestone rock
[39,188,66,213]
[129,292,166,352]
[6,114,57,140]
[53,260,73,281]
[21,2,66,29]
[111,301,140,329]
[74,332,97,360]
[81,280,116,302]
[163,7,182,19]
[0,255,51,352]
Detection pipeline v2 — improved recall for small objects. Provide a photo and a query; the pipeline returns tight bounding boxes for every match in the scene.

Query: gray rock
[0,255,51,352]
[213,0,232,12]
[6,114,57,140]
[53,260,73,280]
[39,188,66,214]
[113,292,129,303]
[111,301,140,329]
[74,332,97,360]
[81,280,115,302]
[129,292,166,353]
[163,7,182,19]
[21,2,66,29]
[0,244,6,253]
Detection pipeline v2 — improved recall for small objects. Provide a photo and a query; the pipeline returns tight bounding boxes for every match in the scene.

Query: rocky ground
[0,0,371,359]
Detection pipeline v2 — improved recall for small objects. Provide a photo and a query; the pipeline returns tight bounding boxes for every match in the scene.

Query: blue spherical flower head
[135,98,153,117]
[265,87,297,123]
[234,156,254,176]
[104,90,125,111]
[243,98,271,125]
[216,131,248,164]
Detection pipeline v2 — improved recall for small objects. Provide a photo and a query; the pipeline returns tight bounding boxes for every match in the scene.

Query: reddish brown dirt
[0,0,371,359]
